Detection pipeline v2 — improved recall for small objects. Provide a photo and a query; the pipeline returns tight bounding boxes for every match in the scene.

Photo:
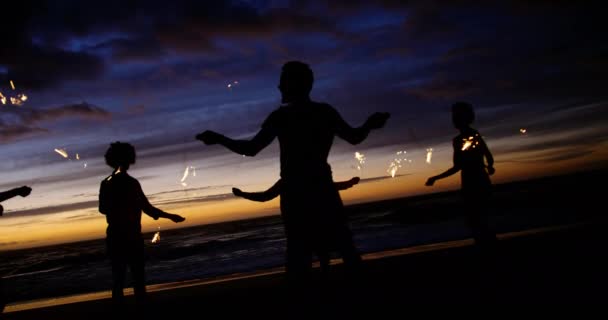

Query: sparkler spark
[387,160,401,178]
[76,153,80,160]
[10,80,15,90]
[461,134,480,151]
[387,150,412,178]
[180,166,196,185]
[426,148,433,164]
[151,228,161,244]
[520,128,527,134]
[0,92,5,105]
[354,152,366,170]
[180,166,190,182]
[227,81,239,89]
[10,97,23,106]
[54,148,69,158]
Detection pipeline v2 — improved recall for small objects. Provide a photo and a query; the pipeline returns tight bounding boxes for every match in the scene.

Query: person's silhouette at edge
[233,177,361,275]
[425,102,497,252]
[0,186,32,313]
[99,142,185,310]
[196,61,389,289]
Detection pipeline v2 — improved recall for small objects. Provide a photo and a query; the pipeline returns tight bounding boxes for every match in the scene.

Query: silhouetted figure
[99,142,185,309]
[0,186,32,313]
[197,61,389,290]
[233,177,361,274]
[426,102,497,251]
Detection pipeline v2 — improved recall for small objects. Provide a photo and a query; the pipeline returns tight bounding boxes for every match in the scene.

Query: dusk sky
[1,0,607,250]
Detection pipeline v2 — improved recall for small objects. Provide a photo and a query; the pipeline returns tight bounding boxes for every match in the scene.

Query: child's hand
[343,177,360,189]
[16,186,32,197]
[168,214,185,223]
[196,131,222,145]
[487,166,495,175]
[425,177,436,186]
[232,188,244,198]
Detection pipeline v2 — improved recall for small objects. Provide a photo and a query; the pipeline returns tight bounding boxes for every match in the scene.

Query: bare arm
[426,143,462,186]
[480,137,495,175]
[233,180,282,202]
[335,112,390,145]
[334,177,360,190]
[196,127,276,157]
[98,182,108,215]
[0,186,31,203]
[137,182,185,223]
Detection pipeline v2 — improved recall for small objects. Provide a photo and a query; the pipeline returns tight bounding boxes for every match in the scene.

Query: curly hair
[104,141,136,169]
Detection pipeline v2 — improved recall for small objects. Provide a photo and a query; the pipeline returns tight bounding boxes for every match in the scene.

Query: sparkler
[54,148,69,158]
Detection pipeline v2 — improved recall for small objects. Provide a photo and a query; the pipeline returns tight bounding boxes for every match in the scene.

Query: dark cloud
[0,125,48,143]
[18,102,112,125]
[0,102,111,142]
[405,77,479,101]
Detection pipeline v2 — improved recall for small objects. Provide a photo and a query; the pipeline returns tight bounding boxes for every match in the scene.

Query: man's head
[279,61,313,103]
[451,101,475,129]
[105,141,136,170]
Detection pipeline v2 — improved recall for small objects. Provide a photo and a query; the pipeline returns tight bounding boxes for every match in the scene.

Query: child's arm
[0,186,31,216]
[426,141,462,186]
[233,180,282,202]
[480,137,495,175]
[0,186,31,203]
[334,177,360,191]
[136,182,185,223]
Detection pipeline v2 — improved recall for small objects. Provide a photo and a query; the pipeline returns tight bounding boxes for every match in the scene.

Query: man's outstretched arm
[335,111,390,145]
[196,127,276,157]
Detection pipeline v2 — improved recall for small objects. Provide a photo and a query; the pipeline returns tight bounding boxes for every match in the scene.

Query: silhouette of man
[0,185,32,313]
[99,142,185,309]
[233,177,361,275]
[197,61,389,286]
[426,102,496,251]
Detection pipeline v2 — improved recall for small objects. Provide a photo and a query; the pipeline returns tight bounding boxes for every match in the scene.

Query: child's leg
[129,244,147,305]
[317,249,331,274]
[0,278,5,313]
[111,257,127,302]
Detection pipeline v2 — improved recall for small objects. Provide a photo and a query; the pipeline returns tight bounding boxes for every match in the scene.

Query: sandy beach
[3,220,607,319]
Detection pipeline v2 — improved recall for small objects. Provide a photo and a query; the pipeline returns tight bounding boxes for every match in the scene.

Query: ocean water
[0,185,587,304]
